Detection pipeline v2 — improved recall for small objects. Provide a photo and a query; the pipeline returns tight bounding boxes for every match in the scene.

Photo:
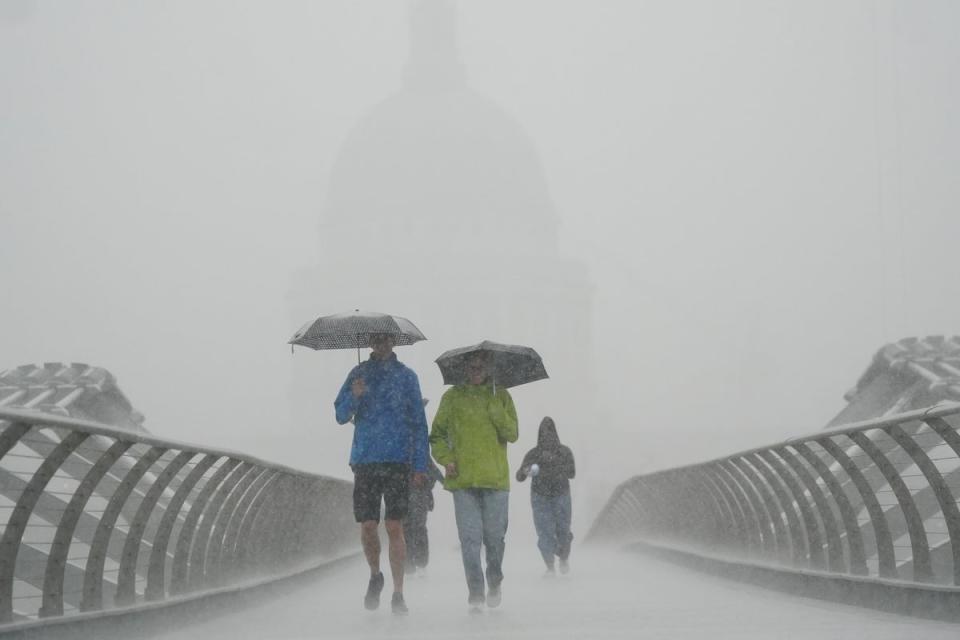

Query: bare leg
[360,520,381,575]
[384,519,406,593]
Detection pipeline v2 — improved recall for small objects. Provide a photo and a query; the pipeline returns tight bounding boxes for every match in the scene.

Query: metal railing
[589,403,960,587]
[0,407,355,625]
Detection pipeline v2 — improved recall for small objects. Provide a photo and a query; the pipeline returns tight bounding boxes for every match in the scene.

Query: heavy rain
[2,1,960,638]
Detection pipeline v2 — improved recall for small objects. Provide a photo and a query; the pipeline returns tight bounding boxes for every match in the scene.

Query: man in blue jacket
[335,333,429,615]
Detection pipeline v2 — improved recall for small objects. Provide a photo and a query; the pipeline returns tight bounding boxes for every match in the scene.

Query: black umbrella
[289,310,426,362]
[435,340,548,391]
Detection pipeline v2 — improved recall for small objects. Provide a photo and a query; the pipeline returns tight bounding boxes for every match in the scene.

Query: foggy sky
[2,1,959,518]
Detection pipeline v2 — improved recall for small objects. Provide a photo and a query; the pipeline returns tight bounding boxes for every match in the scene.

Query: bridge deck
[149,546,959,639]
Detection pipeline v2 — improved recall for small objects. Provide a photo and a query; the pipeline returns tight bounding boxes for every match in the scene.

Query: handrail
[0,407,329,481]
[588,403,960,589]
[633,401,960,478]
[0,409,355,625]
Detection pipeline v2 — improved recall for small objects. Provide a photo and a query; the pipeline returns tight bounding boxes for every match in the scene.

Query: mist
[3,0,960,538]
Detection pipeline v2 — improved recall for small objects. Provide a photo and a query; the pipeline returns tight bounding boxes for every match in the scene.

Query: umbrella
[435,340,548,391]
[289,310,427,362]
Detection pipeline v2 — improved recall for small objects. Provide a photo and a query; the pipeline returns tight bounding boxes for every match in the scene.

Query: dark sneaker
[364,572,384,610]
[391,592,408,615]
[559,558,570,575]
[487,584,501,608]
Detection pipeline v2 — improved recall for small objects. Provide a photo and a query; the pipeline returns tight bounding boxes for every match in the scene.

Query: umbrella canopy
[289,310,427,351]
[435,340,548,389]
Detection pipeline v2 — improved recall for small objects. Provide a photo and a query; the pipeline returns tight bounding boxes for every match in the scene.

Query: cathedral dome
[318,0,559,262]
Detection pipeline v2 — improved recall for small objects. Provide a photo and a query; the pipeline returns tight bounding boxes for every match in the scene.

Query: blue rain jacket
[334,354,430,472]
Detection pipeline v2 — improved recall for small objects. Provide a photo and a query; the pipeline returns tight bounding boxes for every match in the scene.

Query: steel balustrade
[0,407,354,625]
[588,403,960,587]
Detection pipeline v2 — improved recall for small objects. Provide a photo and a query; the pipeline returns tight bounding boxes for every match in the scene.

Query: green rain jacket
[429,384,519,491]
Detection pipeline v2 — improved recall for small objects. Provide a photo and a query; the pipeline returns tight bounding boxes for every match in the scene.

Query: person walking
[334,333,430,615]
[516,417,576,575]
[429,353,518,612]
[403,461,444,575]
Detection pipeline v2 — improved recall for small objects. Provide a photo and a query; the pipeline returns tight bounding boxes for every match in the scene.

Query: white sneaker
[487,585,501,608]
[468,595,485,615]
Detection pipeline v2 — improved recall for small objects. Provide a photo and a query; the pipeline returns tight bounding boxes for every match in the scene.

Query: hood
[537,416,562,450]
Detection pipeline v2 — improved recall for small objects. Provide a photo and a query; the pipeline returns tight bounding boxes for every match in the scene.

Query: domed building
[288,0,594,475]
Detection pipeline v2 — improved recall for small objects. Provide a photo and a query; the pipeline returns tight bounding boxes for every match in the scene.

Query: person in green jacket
[430,353,518,612]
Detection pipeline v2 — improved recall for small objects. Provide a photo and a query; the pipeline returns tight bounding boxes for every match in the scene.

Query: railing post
[80,446,166,612]
[40,440,132,618]
[757,450,825,569]
[219,469,278,579]
[692,469,738,546]
[704,464,751,553]
[848,431,932,582]
[233,474,283,573]
[186,463,254,591]
[0,430,87,623]
[791,442,868,575]
[169,459,241,595]
[816,436,897,578]
[728,456,789,562]
[745,453,807,565]
[719,460,770,554]
[203,466,266,586]
[145,454,220,601]
[115,451,195,606]
[885,424,960,584]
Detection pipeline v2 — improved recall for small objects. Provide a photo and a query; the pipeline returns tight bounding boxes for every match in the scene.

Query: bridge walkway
[150,545,958,640]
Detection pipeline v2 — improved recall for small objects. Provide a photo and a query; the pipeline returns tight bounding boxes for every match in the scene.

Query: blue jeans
[452,489,509,600]
[531,491,572,568]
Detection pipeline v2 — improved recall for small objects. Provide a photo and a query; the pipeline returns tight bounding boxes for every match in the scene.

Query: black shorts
[352,463,411,523]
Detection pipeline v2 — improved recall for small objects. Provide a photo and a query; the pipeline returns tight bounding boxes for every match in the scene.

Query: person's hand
[351,378,366,399]
[444,462,458,479]
[529,463,540,477]
[411,472,428,488]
